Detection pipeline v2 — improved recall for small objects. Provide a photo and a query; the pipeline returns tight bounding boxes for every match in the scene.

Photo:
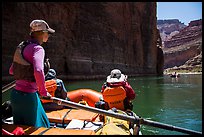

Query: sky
[157,2,202,25]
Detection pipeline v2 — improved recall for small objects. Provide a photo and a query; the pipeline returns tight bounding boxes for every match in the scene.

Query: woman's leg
[10,89,50,128]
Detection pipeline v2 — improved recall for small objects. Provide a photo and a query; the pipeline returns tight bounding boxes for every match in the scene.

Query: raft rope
[82,120,103,128]
[125,110,141,135]
[38,128,51,135]
[62,109,72,128]
[82,120,103,132]
[134,116,142,135]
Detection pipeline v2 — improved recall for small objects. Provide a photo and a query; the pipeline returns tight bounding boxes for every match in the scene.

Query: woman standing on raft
[9,20,55,128]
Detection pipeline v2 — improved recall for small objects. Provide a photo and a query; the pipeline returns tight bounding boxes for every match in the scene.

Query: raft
[2,89,141,135]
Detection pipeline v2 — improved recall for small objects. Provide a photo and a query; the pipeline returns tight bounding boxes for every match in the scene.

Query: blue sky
[157,2,202,25]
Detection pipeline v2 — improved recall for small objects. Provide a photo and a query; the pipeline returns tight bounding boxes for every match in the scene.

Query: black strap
[19,40,50,76]
[44,58,50,76]
[38,128,50,135]
[62,109,72,128]
[20,41,31,62]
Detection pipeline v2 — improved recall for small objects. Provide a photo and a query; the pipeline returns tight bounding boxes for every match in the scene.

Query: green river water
[2,74,202,135]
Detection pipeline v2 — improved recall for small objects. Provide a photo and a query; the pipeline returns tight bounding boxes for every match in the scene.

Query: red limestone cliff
[163,19,202,70]
[2,2,161,80]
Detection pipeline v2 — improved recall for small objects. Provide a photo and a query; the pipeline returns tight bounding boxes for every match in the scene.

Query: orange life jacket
[41,79,57,103]
[102,86,126,110]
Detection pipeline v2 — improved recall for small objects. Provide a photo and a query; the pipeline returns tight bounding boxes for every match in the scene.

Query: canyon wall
[2,2,160,80]
[162,19,202,69]
[157,19,186,45]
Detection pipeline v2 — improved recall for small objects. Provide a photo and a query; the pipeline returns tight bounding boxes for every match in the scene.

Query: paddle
[2,81,16,93]
[42,96,202,135]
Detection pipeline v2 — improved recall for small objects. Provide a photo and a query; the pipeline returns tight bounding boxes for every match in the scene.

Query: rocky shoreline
[164,65,202,75]
[164,72,202,75]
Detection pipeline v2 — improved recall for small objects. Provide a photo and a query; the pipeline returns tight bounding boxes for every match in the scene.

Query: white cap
[106,69,127,83]
[30,19,55,34]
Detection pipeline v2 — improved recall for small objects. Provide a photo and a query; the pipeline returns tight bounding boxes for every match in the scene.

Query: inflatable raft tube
[67,89,102,107]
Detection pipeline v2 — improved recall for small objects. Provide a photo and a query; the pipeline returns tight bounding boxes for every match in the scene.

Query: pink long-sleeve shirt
[9,39,47,96]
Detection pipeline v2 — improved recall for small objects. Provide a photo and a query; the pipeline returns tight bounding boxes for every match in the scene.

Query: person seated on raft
[42,69,69,111]
[96,69,136,111]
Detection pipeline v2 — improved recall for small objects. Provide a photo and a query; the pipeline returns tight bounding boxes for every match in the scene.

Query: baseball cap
[30,20,55,34]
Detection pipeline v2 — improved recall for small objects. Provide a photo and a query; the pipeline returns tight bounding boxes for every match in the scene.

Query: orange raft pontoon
[66,89,102,107]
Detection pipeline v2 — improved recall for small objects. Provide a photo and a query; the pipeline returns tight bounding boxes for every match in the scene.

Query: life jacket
[41,79,57,103]
[12,41,50,82]
[102,86,126,110]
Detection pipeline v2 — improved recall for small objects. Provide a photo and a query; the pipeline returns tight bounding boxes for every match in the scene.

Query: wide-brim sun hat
[106,69,126,83]
[30,19,55,34]
[106,74,126,83]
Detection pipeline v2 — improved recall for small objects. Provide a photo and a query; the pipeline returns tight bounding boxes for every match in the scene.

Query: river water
[66,74,202,135]
[2,74,202,135]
